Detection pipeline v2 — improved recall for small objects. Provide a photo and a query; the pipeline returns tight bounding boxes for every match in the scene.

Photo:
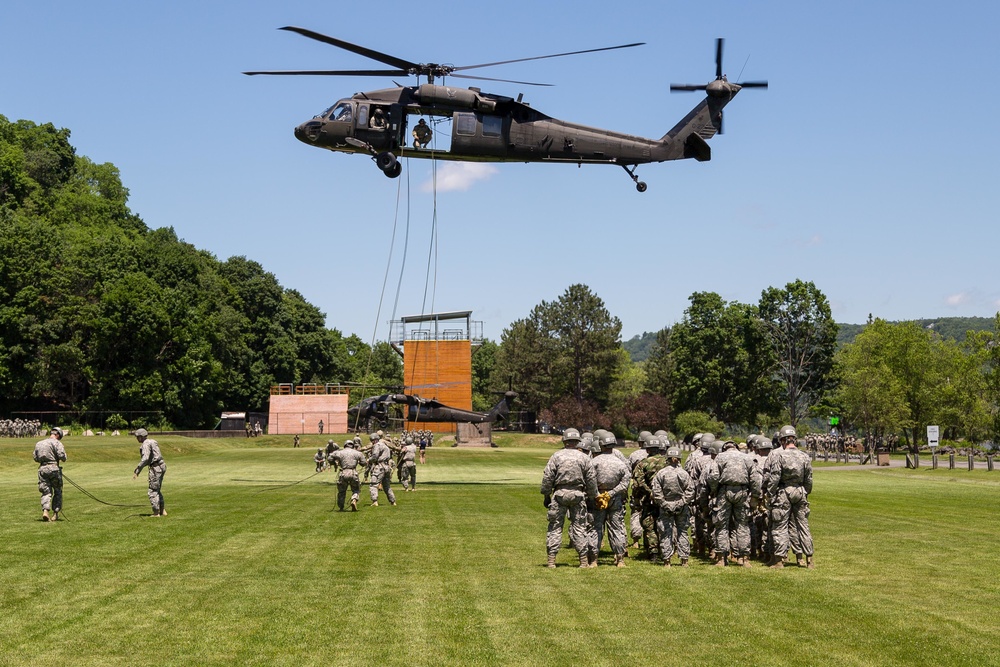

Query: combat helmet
[133,428,148,438]
[692,433,704,446]
[666,447,681,459]
[599,431,618,448]
[562,428,582,444]
[646,435,664,451]
[756,438,773,451]
[654,429,671,446]
[637,431,653,446]
[778,425,797,442]
[700,433,716,451]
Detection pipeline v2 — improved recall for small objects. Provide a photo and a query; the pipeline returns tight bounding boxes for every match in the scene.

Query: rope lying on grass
[253,470,326,493]
[62,472,146,508]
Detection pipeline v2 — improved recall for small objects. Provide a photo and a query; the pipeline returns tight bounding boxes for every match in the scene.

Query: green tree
[669,292,778,426]
[471,339,498,411]
[495,284,622,418]
[759,280,838,426]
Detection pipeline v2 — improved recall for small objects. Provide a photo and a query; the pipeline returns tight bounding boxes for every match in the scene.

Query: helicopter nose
[295,120,323,143]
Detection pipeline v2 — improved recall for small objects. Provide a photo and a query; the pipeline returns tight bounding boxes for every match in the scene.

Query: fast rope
[62,471,146,508]
[253,469,325,493]
[350,168,408,433]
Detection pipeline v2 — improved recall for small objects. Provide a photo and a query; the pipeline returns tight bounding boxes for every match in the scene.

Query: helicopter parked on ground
[245,28,766,191]
[348,391,517,431]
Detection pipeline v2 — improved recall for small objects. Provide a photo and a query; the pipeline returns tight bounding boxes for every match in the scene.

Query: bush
[106,414,128,430]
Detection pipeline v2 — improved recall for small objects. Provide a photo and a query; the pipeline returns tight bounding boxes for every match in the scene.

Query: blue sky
[4,1,999,342]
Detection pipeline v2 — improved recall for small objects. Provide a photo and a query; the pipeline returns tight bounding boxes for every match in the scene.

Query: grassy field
[1,433,998,667]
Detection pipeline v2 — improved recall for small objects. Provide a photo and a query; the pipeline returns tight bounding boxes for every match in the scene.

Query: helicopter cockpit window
[330,103,353,122]
[482,115,502,137]
[315,104,336,120]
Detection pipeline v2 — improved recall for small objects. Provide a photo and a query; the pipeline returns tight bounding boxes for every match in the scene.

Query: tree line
[486,283,1000,449]
[0,115,401,428]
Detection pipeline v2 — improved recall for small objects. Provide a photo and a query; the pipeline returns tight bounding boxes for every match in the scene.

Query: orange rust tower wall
[403,339,471,434]
[268,393,349,435]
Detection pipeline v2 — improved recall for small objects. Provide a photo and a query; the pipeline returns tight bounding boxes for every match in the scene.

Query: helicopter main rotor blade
[716,38,724,79]
[452,42,645,73]
[243,69,409,77]
[450,73,553,87]
[736,81,768,88]
[279,26,419,71]
[670,84,708,92]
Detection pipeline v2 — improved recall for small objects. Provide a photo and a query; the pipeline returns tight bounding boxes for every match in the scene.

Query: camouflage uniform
[399,442,418,490]
[767,446,814,564]
[331,446,367,510]
[590,451,630,561]
[652,458,694,564]
[707,445,761,564]
[632,447,667,561]
[688,446,716,556]
[33,434,66,518]
[367,439,397,506]
[134,435,166,516]
[626,447,649,547]
[540,445,598,566]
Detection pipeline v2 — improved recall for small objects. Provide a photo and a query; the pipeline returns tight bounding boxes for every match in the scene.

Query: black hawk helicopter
[348,390,517,430]
[244,29,766,191]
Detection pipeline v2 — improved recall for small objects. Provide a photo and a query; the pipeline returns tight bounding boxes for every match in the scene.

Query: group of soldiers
[541,426,814,569]
[32,427,166,521]
[1,418,42,438]
[314,430,427,511]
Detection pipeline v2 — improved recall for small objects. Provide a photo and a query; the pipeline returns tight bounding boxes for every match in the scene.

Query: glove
[543,494,551,509]
[595,492,611,510]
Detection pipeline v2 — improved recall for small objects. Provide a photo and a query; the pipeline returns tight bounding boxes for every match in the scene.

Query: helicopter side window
[455,113,476,136]
[330,103,353,122]
[482,115,502,137]
[357,104,369,127]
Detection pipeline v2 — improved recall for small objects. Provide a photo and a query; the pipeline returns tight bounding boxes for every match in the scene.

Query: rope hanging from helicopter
[403,120,442,429]
[350,167,409,433]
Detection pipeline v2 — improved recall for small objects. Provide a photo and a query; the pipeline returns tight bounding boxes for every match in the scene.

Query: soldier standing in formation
[707,440,761,567]
[626,431,653,551]
[652,446,693,566]
[767,425,815,569]
[133,428,167,517]
[330,439,367,511]
[540,428,598,568]
[591,430,630,566]
[33,427,67,522]
[632,435,668,562]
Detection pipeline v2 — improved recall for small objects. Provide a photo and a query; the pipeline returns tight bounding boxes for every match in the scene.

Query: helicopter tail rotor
[669,38,769,95]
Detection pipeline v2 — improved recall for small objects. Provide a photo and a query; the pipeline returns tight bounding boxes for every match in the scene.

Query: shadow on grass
[416,479,521,486]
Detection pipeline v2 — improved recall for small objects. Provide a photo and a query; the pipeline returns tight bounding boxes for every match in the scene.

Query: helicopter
[348,390,517,430]
[244,28,767,192]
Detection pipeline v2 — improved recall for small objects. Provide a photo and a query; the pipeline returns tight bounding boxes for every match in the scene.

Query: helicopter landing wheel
[636,181,647,193]
[383,162,402,179]
[375,151,397,171]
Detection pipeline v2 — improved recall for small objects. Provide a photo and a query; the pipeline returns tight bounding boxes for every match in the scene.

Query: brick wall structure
[268,394,349,434]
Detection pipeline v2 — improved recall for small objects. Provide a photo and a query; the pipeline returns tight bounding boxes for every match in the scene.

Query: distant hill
[836,316,996,346]
[626,317,996,361]
[622,330,659,362]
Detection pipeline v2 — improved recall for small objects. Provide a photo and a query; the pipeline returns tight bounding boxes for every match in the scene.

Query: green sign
[829,416,840,426]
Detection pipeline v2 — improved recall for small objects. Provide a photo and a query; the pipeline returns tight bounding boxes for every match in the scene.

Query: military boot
[350,498,358,511]
[713,553,726,567]
[588,551,598,568]
[546,554,557,569]
[796,554,805,567]
[42,510,50,522]
[680,559,689,567]
[741,556,752,568]
[768,555,784,569]
[371,501,379,507]
[614,554,626,568]
[579,553,590,568]
[806,555,815,569]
